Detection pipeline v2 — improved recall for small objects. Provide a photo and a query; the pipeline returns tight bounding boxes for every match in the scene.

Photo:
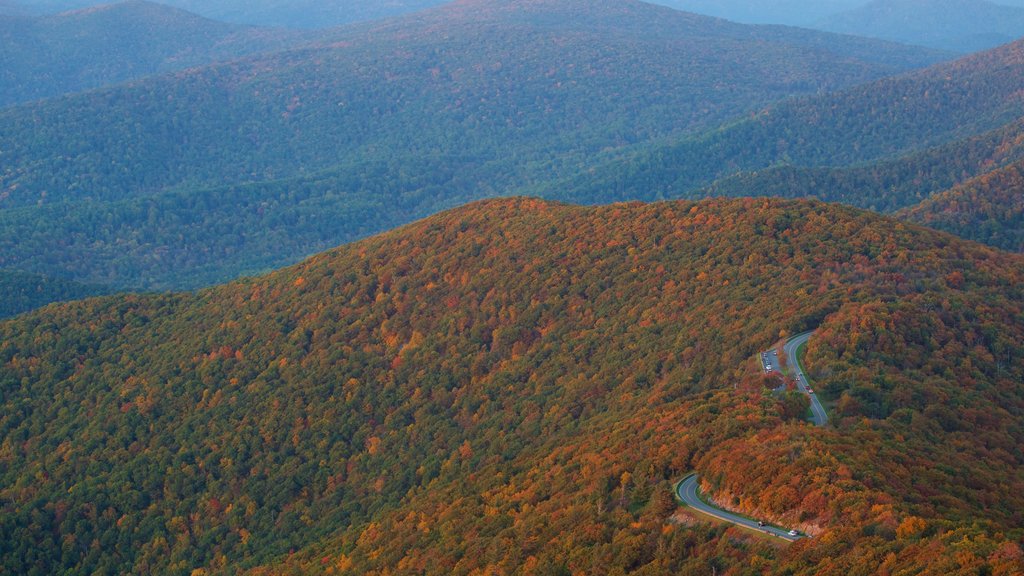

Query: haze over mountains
[545,36,1024,213]
[0,1,328,107]
[2,0,453,27]
[649,0,865,25]
[0,0,950,293]
[818,0,1024,52]
[2,1,1024,574]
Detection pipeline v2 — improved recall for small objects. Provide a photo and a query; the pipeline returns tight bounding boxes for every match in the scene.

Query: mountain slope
[165,0,452,29]
[0,0,949,290]
[899,159,1024,251]
[818,0,1024,53]
[0,1,321,107]
[12,0,454,28]
[542,36,1024,207]
[0,269,108,317]
[694,117,1024,213]
[649,0,862,26]
[1,198,1022,574]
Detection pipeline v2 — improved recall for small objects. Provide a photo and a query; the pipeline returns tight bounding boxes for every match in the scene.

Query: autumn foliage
[1,198,1022,574]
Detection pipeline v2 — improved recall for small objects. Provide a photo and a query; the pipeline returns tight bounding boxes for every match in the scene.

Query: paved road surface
[783,331,828,426]
[676,474,803,542]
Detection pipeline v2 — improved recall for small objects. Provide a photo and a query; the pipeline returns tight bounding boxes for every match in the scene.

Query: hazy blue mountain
[0,1,325,106]
[536,37,1024,209]
[0,0,948,290]
[8,0,453,27]
[818,0,1024,52]
[163,0,453,28]
[648,0,863,26]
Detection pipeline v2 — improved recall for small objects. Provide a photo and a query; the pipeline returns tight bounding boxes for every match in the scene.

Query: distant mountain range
[2,0,453,27]
[11,0,1024,51]
[542,36,1024,214]
[0,1,326,107]
[0,0,948,290]
[818,0,1024,52]
[649,0,863,25]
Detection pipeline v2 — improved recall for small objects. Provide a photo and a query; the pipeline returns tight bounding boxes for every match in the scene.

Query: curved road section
[783,331,828,426]
[676,474,803,542]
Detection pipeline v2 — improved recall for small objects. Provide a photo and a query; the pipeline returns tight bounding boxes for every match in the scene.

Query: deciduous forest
[2,199,1021,574]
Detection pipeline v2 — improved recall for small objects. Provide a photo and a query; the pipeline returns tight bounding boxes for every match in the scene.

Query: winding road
[676,474,803,542]
[784,331,828,427]
[672,332,827,540]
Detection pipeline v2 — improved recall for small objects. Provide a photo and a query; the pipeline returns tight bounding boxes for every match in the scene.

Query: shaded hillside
[13,0,454,28]
[1,198,1022,574]
[0,0,948,290]
[0,269,108,318]
[818,0,1024,53]
[695,117,1024,213]
[166,0,452,29]
[899,160,1024,251]
[650,0,862,25]
[542,37,1024,206]
[0,1,321,107]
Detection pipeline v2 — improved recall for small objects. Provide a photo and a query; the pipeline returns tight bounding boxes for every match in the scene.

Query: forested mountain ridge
[817,0,1024,53]
[0,269,108,318]
[541,35,1024,210]
[648,0,863,25]
[695,117,1024,214]
[899,159,1024,251]
[9,0,454,28]
[0,0,949,290]
[1,198,1022,574]
[0,0,323,107]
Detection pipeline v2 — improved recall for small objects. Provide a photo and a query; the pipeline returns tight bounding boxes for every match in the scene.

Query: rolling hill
[541,36,1024,213]
[0,198,1021,574]
[162,0,454,29]
[10,0,455,27]
[649,0,863,26]
[899,159,1024,251]
[817,0,1024,53]
[0,1,322,107]
[0,269,108,318]
[0,0,949,290]
[694,117,1024,214]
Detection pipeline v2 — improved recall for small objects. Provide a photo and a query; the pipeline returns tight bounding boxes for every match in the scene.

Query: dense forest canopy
[0,270,108,318]
[0,1,325,107]
[1,198,1022,574]
[899,158,1024,251]
[0,0,950,292]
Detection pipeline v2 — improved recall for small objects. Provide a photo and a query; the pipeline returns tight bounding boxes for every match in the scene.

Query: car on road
[788,530,799,536]
[806,388,813,393]
[757,521,764,527]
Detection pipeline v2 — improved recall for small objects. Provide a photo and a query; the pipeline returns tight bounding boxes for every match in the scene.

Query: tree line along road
[674,332,827,540]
